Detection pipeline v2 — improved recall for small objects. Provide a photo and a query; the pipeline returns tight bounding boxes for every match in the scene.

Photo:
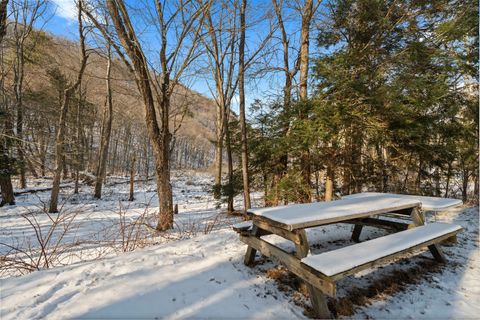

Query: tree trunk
[474,172,479,204]
[213,116,224,200]
[297,0,314,203]
[50,90,73,212]
[0,176,15,206]
[143,135,149,180]
[13,27,26,189]
[74,84,83,194]
[94,45,113,199]
[324,164,334,201]
[0,6,14,205]
[128,156,135,201]
[314,169,320,201]
[225,117,234,213]
[0,144,15,206]
[462,167,469,203]
[238,0,251,211]
[0,0,7,44]
[154,128,173,230]
[110,130,118,175]
[444,161,452,198]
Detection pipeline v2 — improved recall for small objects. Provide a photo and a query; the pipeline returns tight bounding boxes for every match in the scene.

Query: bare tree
[0,0,7,43]
[49,0,90,213]
[0,0,14,206]
[128,155,135,201]
[90,0,208,230]
[297,0,317,202]
[94,42,113,199]
[238,0,250,210]
[202,0,239,209]
[11,0,47,189]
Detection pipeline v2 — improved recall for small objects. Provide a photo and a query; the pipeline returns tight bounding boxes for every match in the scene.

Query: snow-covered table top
[342,192,463,211]
[248,195,421,231]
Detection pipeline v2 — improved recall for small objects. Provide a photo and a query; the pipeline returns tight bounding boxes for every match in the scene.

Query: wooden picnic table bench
[233,193,463,318]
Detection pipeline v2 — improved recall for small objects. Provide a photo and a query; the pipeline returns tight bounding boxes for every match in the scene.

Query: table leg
[244,225,259,266]
[411,207,425,226]
[295,230,332,319]
[428,244,447,263]
[409,208,447,263]
[351,224,363,242]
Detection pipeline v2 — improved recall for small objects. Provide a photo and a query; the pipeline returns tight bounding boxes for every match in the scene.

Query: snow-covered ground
[1,171,478,319]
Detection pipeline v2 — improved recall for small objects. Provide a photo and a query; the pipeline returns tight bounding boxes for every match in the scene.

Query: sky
[40,0,319,115]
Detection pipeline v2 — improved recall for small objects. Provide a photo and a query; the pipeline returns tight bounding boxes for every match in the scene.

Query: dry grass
[262,257,455,318]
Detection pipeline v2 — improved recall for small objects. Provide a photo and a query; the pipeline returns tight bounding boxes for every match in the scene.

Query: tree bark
[0,0,7,44]
[0,144,15,206]
[297,0,314,203]
[74,84,83,194]
[213,109,224,199]
[461,167,469,203]
[0,0,14,205]
[324,164,334,201]
[128,156,135,201]
[94,44,113,199]
[238,0,251,211]
[13,16,26,188]
[225,115,234,213]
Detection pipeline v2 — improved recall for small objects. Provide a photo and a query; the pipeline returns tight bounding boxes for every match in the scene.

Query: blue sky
[42,0,320,115]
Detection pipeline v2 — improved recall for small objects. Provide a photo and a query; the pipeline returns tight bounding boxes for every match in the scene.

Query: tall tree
[238,0,251,210]
[297,0,317,202]
[0,0,14,206]
[202,0,239,206]
[270,0,320,204]
[0,0,7,43]
[49,0,89,213]
[11,0,47,189]
[94,42,113,199]
[94,0,208,230]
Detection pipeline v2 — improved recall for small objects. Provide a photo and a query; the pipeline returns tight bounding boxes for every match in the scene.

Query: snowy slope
[0,230,306,319]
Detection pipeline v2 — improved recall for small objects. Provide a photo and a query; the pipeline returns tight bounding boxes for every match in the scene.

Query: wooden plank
[239,235,336,296]
[252,219,300,243]
[347,218,410,232]
[314,229,461,281]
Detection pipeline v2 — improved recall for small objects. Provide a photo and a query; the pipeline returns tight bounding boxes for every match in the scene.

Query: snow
[343,192,463,211]
[301,222,463,277]
[249,195,421,230]
[0,230,305,319]
[1,173,478,319]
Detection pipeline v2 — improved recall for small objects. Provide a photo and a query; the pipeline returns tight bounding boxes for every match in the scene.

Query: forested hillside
[1,27,217,186]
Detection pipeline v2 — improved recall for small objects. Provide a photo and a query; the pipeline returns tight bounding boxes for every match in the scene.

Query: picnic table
[234,193,463,318]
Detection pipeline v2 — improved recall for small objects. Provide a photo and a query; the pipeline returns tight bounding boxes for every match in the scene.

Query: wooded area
[0,0,478,229]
